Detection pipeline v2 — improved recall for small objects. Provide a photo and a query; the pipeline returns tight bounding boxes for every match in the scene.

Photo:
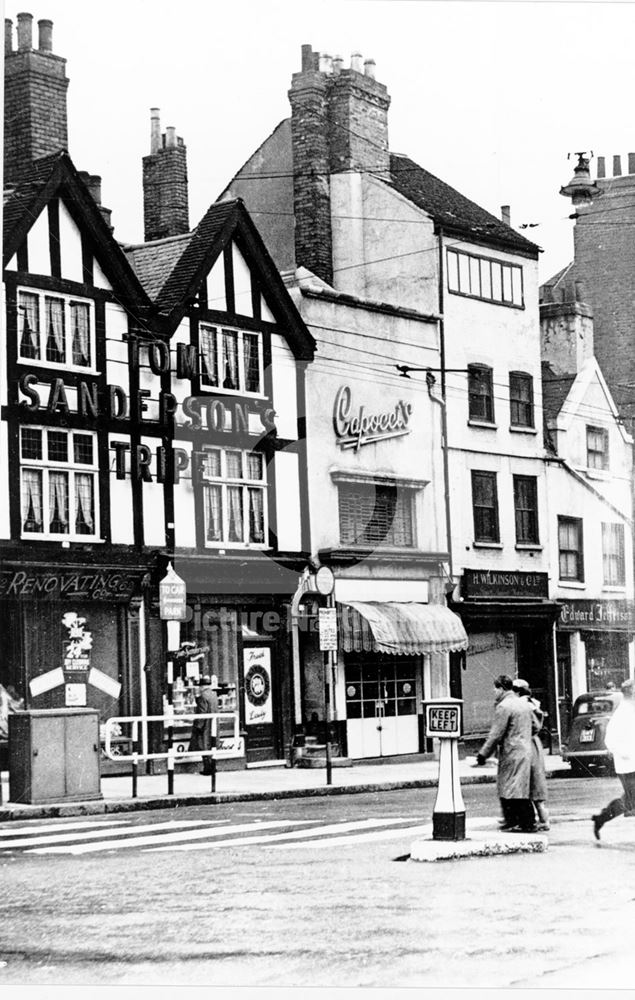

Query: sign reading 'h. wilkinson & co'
[333,385,413,451]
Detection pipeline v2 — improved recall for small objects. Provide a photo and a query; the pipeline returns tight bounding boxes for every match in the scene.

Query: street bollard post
[167,745,175,796]
[131,720,139,799]
[424,698,465,841]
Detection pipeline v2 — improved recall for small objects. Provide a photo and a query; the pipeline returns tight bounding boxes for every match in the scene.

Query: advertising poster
[243,647,272,725]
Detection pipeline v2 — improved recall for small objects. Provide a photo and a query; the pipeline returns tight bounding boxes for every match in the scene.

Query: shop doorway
[344,657,420,759]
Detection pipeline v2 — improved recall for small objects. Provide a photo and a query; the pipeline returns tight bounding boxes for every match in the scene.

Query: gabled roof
[124,199,315,360]
[3,151,152,313]
[389,154,540,259]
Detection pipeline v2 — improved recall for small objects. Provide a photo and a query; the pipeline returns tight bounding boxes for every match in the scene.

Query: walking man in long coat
[476,674,536,831]
[189,675,218,775]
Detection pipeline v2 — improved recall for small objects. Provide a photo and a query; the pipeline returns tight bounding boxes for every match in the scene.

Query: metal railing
[102,712,243,796]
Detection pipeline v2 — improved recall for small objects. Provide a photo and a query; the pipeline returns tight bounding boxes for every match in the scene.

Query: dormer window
[199,324,263,395]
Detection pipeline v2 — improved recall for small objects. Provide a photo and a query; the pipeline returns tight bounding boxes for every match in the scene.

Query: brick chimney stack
[540,283,595,376]
[4,13,70,183]
[142,108,190,242]
[288,43,391,285]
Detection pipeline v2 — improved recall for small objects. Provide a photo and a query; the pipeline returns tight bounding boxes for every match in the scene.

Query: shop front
[147,554,304,767]
[556,599,635,731]
[451,568,561,740]
[0,560,148,768]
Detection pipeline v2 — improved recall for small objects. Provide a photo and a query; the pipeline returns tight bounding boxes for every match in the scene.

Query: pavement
[0,751,571,821]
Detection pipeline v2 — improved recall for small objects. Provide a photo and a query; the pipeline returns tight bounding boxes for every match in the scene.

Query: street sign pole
[159,563,187,789]
[318,598,338,787]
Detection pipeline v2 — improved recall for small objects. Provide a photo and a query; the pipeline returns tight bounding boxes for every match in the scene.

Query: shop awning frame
[338,601,469,656]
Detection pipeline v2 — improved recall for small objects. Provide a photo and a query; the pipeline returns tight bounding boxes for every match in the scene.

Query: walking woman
[592,679,635,841]
[513,679,550,831]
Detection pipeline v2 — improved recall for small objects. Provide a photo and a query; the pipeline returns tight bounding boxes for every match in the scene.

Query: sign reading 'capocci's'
[333,385,413,451]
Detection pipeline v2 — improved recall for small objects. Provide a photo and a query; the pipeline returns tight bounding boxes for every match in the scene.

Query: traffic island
[409,828,548,862]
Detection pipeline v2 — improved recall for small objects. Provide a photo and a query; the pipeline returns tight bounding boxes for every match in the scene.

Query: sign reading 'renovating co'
[333,385,413,451]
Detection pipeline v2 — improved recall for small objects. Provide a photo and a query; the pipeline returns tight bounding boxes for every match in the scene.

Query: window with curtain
[509,372,534,428]
[602,522,625,586]
[18,292,40,359]
[45,296,65,364]
[558,516,584,581]
[199,324,262,393]
[17,288,94,368]
[20,427,98,540]
[471,470,499,543]
[201,447,267,547]
[513,475,539,544]
[70,302,91,367]
[468,365,495,423]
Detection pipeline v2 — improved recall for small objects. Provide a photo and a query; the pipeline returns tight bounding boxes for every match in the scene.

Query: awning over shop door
[338,601,469,656]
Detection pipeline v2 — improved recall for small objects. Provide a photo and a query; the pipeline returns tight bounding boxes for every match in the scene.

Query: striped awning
[338,601,469,656]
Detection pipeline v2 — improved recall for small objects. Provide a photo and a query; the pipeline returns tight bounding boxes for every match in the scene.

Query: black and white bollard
[424,698,465,841]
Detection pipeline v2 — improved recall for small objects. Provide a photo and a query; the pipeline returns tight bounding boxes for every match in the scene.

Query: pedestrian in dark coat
[513,679,549,830]
[476,674,536,831]
[189,675,219,775]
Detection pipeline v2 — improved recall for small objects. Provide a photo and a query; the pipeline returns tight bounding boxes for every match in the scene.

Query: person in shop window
[592,678,635,841]
[189,675,219,776]
[512,678,550,831]
[474,674,536,832]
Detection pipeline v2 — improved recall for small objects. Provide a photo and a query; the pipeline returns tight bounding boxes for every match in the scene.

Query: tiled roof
[122,233,193,300]
[156,201,237,312]
[542,361,576,421]
[388,153,540,258]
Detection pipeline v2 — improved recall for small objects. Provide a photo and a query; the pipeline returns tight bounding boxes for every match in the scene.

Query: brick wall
[142,144,189,241]
[572,173,635,419]
[288,46,391,285]
[289,68,333,285]
[4,48,69,182]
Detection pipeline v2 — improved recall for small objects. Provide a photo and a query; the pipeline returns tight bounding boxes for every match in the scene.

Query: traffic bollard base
[433,811,466,841]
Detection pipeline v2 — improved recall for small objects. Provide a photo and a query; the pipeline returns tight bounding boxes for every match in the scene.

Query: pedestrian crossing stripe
[147,816,419,851]
[269,823,433,848]
[0,819,129,837]
[0,818,224,851]
[26,820,316,855]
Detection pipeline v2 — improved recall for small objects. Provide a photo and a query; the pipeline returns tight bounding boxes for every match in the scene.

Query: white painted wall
[58,200,84,283]
[232,243,253,317]
[105,302,130,393]
[270,333,298,440]
[26,209,51,277]
[173,439,196,548]
[141,435,166,546]
[274,450,302,551]
[108,434,135,544]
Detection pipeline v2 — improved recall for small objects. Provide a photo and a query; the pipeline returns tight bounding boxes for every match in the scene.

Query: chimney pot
[319,53,333,74]
[150,108,161,154]
[5,18,13,55]
[501,204,511,226]
[363,59,376,79]
[628,154,635,176]
[332,54,343,74]
[37,18,53,52]
[613,154,622,176]
[350,51,363,73]
[16,11,33,51]
[597,155,605,178]
[301,43,313,72]
[166,126,177,148]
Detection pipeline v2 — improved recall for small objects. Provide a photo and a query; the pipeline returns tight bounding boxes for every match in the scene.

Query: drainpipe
[435,227,454,581]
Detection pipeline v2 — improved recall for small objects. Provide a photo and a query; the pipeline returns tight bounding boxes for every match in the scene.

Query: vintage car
[561,690,622,777]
